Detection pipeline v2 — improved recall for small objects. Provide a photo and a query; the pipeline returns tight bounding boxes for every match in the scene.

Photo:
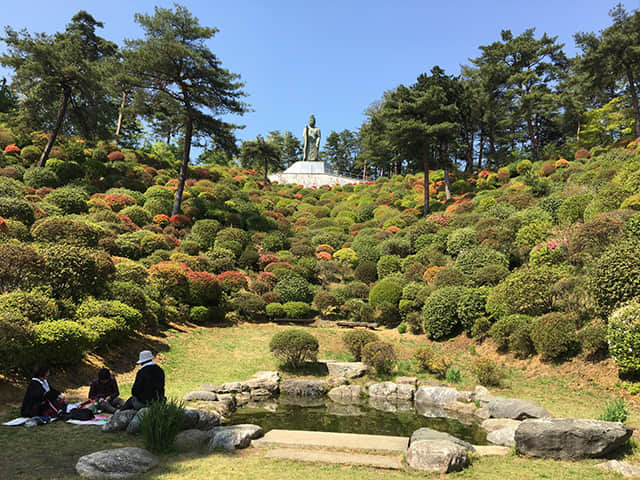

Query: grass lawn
[0,322,637,479]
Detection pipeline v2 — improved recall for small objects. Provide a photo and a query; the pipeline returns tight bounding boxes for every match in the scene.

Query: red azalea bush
[170,214,192,228]
[186,271,222,306]
[153,214,171,227]
[4,144,19,156]
[218,270,248,292]
[258,253,279,268]
[0,217,9,234]
[264,261,294,272]
[107,151,125,162]
[148,261,192,301]
[257,271,277,286]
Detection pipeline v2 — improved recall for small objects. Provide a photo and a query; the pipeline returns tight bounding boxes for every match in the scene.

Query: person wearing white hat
[122,350,165,410]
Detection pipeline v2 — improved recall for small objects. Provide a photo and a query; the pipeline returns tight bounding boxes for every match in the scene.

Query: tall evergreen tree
[266,130,302,168]
[239,135,282,187]
[1,11,117,166]
[123,4,248,215]
[322,129,360,175]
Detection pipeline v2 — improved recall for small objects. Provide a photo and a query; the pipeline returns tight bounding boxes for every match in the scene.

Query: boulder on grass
[194,409,222,430]
[174,429,211,452]
[515,418,633,459]
[209,424,264,450]
[488,397,551,420]
[181,409,200,430]
[280,379,327,397]
[76,447,157,479]
[102,410,136,433]
[596,460,640,478]
[126,408,149,435]
[406,439,469,473]
[410,427,475,452]
[183,391,217,401]
[415,387,459,407]
[325,361,368,379]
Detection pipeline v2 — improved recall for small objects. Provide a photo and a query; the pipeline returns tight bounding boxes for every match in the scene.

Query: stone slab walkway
[252,429,409,453]
[264,448,403,469]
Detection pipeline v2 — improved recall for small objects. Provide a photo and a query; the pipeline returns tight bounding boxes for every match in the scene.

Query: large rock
[236,392,251,406]
[174,429,211,452]
[251,371,281,383]
[194,409,222,429]
[181,409,200,430]
[326,376,349,388]
[76,447,157,479]
[415,386,459,407]
[515,418,633,459]
[209,424,264,450]
[410,427,475,452]
[200,383,223,393]
[245,377,279,394]
[102,410,136,433]
[473,386,494,405]
[488,397,551,420]
[487,426,518,447]
[481,418,521,432]
[328,385,363,403]
[126,408,149,435]
[406,440,469,473]
[280,379,327,397]
[369,396,414,413]
[183,391,217,402]
[326,362,368,379]
[596,460,640,478]
[221,382,249,393]
[250,388,273,400]
[368,382,397,398]
[444,401,477,417]
[396,376,417,387]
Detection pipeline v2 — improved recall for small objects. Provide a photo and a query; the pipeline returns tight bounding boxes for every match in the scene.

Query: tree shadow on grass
[278,361,329,377]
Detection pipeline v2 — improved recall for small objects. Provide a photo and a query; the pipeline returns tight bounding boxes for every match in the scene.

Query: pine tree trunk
[38,87,71,167]
[172,117,193,216]
[115,91,126,137]
[443,167,452,201]
[423,150,430,218]
[526,114,538,162]
[362,158,367,182]
[625,65,640,138]
[478,134,485,170]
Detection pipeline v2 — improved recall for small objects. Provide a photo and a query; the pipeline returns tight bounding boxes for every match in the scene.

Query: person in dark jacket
[21,364,66,418]
[122,351,165,410]
[88,368,125,413]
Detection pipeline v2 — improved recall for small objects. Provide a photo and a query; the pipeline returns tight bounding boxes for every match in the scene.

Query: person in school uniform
[20,364,66,418]
[88,368,125,413]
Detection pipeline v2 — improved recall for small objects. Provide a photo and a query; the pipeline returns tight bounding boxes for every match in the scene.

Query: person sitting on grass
[122,350,165,410]
[21,364,67,418]
[88,368,125,413]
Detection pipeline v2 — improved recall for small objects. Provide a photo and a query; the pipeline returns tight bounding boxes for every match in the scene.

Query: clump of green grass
[140,398,185,453]
[598,398,629,423]
[446,366,462,383]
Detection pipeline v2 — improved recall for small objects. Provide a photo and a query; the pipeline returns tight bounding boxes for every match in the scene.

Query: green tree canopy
[239,135,282,186]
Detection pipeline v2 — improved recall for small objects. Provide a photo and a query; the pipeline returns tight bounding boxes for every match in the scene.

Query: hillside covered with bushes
[1,127,640,379]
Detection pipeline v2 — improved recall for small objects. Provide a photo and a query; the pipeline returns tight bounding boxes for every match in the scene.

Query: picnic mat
[66,414,109,426]
[3,414,109,426]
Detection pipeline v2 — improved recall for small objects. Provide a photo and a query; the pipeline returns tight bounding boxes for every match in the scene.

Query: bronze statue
[303,114,321,162]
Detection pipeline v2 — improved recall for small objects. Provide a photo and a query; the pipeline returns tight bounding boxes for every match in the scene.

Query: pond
[225,396,488,445]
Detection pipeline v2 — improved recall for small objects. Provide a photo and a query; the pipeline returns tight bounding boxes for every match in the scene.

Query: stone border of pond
[84,364,635,477]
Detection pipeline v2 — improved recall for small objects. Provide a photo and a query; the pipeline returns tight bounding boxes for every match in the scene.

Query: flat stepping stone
[472,445,511,457]
[264,448,403,469]
[252,429,409,453]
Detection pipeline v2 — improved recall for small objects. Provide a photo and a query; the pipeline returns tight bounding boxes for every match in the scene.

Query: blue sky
[1,0,638,146]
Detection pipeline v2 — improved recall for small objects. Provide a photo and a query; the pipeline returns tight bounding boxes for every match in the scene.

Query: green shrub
[269,329,319,368]
[40,244,114,299]
[266,302,285,318]
[568,214,624,262]
[342,329,378,361]
[515,220,551,248]
[369,278,402,307]
[625,213,640,240]
[489,314,532,352]
[397,322,407,334]
[530,313,577,361]
[374,302,401,327]
[471,317,492,339]
[486,265,563,318]
[46,159,82,183]
[23,167,59,188]
[446,227,477,256]
[229,291,266,319]
[81,316,121,346]
[355,261,378,283]
[351,234,381,263]
[0,311,36,373]
[0,196,35,224]
[413,346,450,378]
[475,264,510,286]
[597,398,629,423]
[472,358,504,386]
[121,205,152,227]
[190,306,210,324]
[578,320,608,359]
[31,217,101,247]
[432,266,467,288]
[456,287,489,332]
[0,289,58,323]
[34,320,91,365]
[509,321,535,358]
[362,341,396,375]
[446,366,462,384]
[114,258,148,284]
[282,301,312,319]
[76,298,142,333]
[0,241,45,292]
[274,273,313,303]
[608,300,640,376]
[590,240,640,316]
[380,238,411,257]
[422,287,467,340]
[376,255,402,279]
[20,145,42,163]
[143,197,172,216]
[45,186,89,214]
[455,247,508,275]
[140,398,185,454]
[558,193,593,223]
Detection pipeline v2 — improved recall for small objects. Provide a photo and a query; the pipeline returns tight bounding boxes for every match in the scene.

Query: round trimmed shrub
[369,278,402,307]
[362,341,396,374]
[189,306,210,324]
[45,186,89,214]
[376,255,402,279]
[46,159,82,183]
[120,205,152,227]
[274,273,313,303]
[590,240,640,316]
[489,314,531,352]
[579,320,608,359]
[422,286,467,340]
[374,302,401,327]
[342,329,379,361]
[0,311,36,373]
[34,320,91,365]
[355,261,378,283]
[472,358,504,386]
[0,289,58,323]
[189,219,221,251]
[269,329,319,368]
[530,313,578,361]
[81,316,122,346]
[282,301,312,319]
[608,301,640,376]
[148,261,191,301]
[558,193,593,223]
[186,271,221,306]
[475,264,510,286]
[0,197,35,224]
[31,217,101,247]
[380,238,411,257]
[266,302,285,318]
[446,227,477,256]
[0,241,45,292]
[455,246,508,275]
[76,299,142,332]
[23,167,59,188]
[114,258,148,284]
[486,265,563,318]
[456,287,489,332]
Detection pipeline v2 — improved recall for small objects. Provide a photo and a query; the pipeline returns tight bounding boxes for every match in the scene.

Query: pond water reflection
[226,396,487,444]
